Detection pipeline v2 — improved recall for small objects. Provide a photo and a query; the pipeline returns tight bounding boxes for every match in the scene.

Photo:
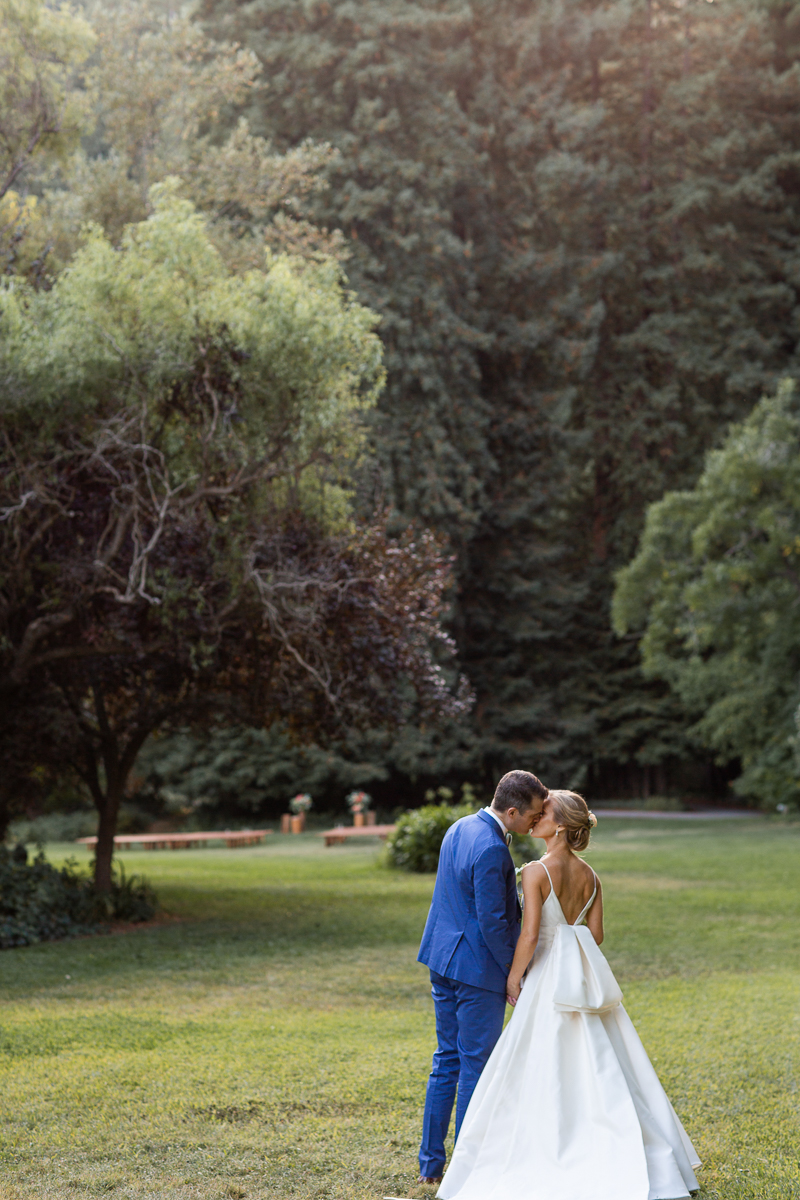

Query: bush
[0,846,157,948]
[102,862,158,922]
[386,802,477,872]
[138,723,388,822]
[386,798,543,873]
[509,832,543,867]
[8,810,97,845]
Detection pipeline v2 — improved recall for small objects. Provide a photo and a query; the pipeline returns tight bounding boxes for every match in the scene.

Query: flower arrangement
[346,790,372,814]
[289,793,313,815]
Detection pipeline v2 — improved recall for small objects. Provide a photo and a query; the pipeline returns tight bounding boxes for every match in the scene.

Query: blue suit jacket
[417,809,521,995]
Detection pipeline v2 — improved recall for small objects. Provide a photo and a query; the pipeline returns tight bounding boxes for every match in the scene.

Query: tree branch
[9,608,75,684]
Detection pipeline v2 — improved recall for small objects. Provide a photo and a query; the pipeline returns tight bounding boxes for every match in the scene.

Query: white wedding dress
[438,862,700,1200]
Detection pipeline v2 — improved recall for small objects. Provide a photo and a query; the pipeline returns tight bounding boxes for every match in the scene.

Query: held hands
[506,974,522,1007]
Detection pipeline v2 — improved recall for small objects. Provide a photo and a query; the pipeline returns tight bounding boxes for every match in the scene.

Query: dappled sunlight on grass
[1,818,799,1198]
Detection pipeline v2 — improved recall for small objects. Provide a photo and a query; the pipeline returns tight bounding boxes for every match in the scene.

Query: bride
[437,790,700,1200]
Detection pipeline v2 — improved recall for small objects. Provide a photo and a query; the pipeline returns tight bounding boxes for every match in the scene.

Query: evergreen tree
[196,0,800,794]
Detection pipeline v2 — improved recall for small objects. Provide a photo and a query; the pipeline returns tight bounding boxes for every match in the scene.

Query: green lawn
[1,817,799,1200]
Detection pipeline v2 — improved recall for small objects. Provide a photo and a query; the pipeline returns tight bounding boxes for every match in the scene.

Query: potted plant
[288,793,312,833]
[346,791,372,827]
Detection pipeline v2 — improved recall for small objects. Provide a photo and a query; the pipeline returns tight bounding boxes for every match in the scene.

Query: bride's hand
[506,975,522,1007]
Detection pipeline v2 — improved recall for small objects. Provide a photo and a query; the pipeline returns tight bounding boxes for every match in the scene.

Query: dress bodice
[524,859,597,949]
[537,891,566,947]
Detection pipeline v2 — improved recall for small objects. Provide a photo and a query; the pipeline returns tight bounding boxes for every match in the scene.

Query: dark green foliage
[0,847,156,949]
[385,798,540,871]
[0,187,465,890]
[385,801,478,872]
[104,863,158,922]
[198,0,800,794]
[508,833,543,869]
[138,723,389,820]
[8,811,97,845]
[613,382,800,807]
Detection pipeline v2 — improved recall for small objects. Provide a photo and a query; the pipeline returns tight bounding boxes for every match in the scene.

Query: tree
[18,0,345,276]
[0,0,93,274]
[195,0,587,787]
[13,0,800,800]
[137,721,389,821]
[197,0,800,796]
[0,0,93,200]
[612,381,800,807]
[0,188,464,888]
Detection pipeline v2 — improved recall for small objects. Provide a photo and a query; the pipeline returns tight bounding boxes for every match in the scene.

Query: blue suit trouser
[418,970,507,1178]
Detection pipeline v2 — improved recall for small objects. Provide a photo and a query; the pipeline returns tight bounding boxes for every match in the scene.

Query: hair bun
[587,811,598,828]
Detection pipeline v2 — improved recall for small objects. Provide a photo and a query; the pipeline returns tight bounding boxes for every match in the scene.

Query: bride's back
[539,853,596,925]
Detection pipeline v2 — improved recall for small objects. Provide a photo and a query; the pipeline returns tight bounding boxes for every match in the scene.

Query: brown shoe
[418,1176,443,1185]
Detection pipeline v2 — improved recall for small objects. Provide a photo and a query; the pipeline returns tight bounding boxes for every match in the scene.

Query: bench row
[76,825,397,850]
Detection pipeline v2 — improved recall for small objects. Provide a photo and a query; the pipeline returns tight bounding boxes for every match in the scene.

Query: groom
[416,770,548,1183]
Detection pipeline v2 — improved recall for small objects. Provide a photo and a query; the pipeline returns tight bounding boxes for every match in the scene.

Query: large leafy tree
[613,382,800,807]
[0,188,464,887]
[6,0,345,279]
[10,0,800,802]
[0,0,93,199]
[0,0,94,273]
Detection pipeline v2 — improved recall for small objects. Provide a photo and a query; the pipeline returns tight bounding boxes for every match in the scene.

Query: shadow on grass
[5,819,800,998]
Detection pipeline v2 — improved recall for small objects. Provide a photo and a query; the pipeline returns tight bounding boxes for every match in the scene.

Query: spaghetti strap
[574,869,597,926]
[536,859,553,889]
[534,858,595,923]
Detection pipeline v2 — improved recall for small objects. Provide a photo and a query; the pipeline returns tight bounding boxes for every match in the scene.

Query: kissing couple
[416,770,700,1200]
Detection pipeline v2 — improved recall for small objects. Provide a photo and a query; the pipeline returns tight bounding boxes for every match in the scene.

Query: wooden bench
[77,829,272,850]
[317,824,396,847]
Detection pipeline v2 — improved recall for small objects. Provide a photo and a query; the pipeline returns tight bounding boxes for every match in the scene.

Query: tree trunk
[0,789,13,845]
[655,761,667,795]
[90,723,154,892]
[627,760,638,799]
[88,680,155,894]
[94,777,125,894]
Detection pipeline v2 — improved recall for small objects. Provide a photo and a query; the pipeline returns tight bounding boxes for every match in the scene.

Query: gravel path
[593,808,763,820]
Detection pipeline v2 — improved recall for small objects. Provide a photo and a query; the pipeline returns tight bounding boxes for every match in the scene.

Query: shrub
[0,846,157,948]
[105,863,158,922]
[386,798,543,873]
[509,833,543,867]
[386,802,477,872]
[8,810,97,845]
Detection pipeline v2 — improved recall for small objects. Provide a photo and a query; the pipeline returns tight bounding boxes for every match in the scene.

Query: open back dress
[437,860,700,1200]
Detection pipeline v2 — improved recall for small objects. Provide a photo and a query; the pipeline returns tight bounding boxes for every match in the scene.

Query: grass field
[1,817,800,1200]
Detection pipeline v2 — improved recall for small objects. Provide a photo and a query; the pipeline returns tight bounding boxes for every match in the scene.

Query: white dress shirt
[484,805,512,846]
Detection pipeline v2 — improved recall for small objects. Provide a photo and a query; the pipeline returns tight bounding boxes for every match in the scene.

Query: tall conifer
[199,0,800,792]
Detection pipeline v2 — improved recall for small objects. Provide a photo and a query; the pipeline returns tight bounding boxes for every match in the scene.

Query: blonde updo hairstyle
[549,790,597,852]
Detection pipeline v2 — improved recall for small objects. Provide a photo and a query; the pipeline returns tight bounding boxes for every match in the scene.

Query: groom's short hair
[492,770,548,812]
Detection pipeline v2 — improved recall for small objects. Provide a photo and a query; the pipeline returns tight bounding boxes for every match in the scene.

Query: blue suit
[417,809,520,1177]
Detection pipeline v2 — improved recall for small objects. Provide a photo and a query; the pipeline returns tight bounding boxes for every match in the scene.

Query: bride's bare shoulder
[577,857,601,889]
[520,859,551,895]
